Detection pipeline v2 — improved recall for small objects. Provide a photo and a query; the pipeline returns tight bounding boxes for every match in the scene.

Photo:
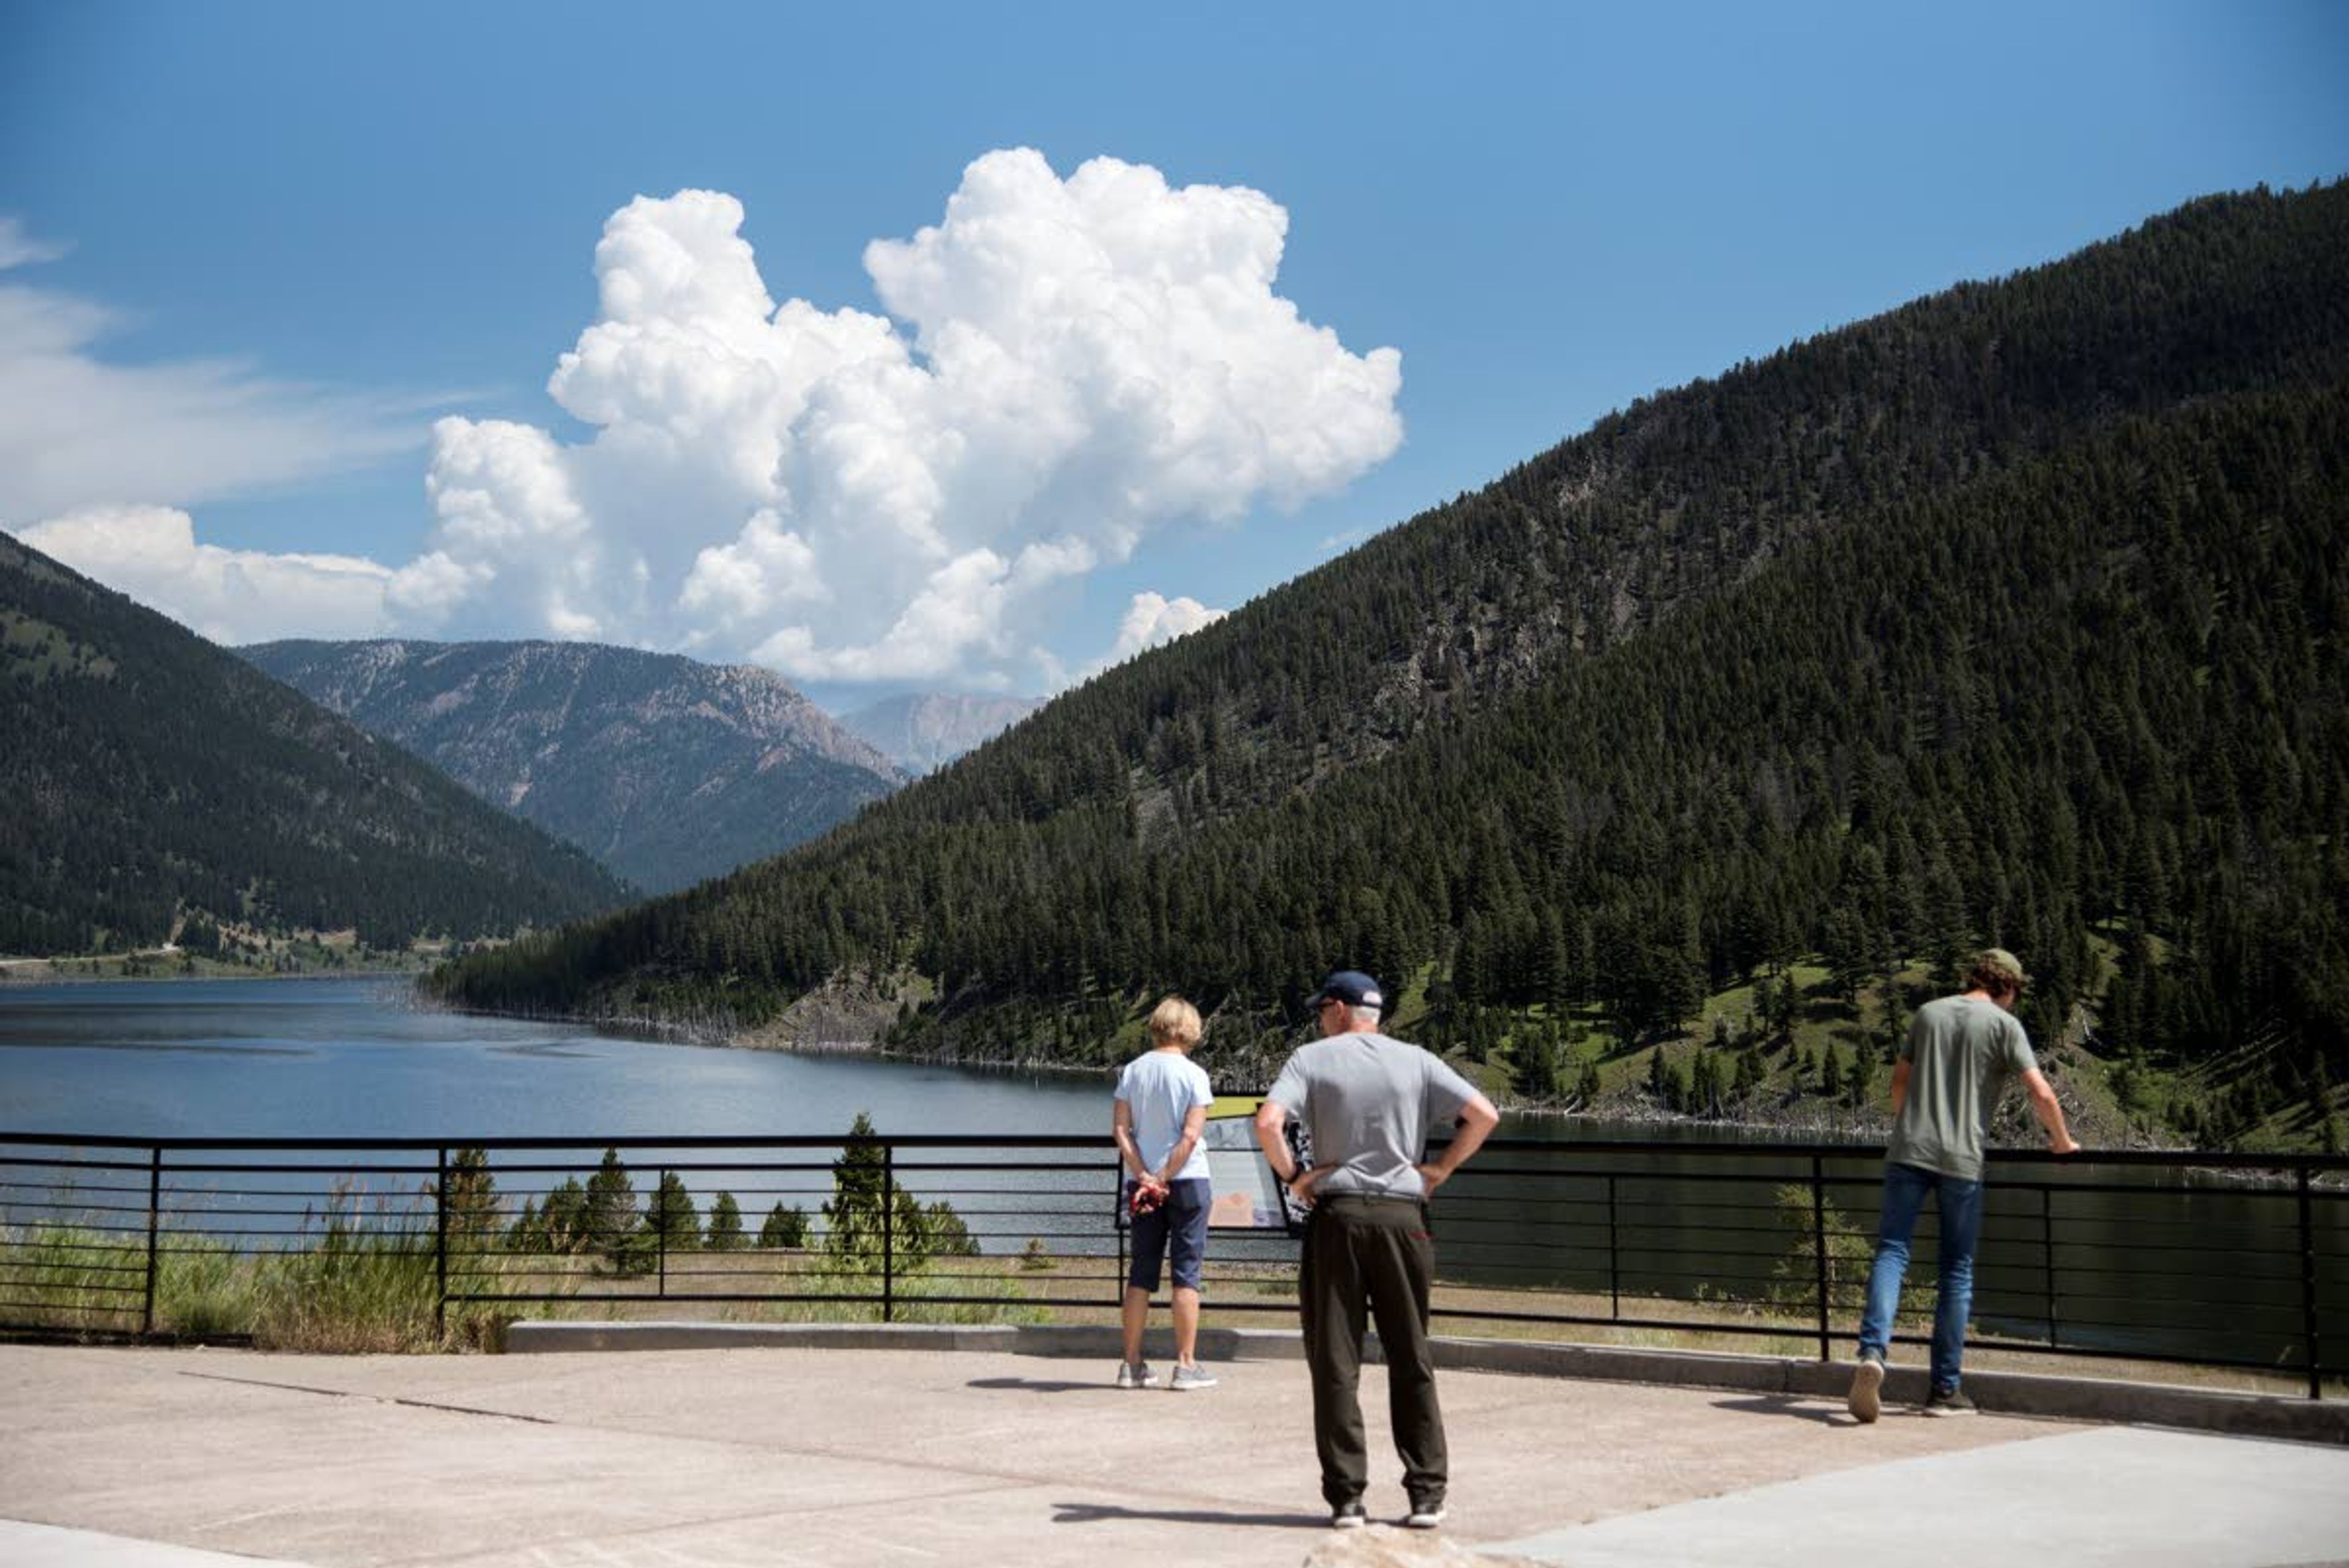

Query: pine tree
[759,1202,810,1249]
[584,1148,640,1264]
[706,1191,748,1250]
[650,1171,701,1251]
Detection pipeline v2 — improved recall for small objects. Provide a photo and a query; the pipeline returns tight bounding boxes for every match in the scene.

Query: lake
[0,976,1111,1140]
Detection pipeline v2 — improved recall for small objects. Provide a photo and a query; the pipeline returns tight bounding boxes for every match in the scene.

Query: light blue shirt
[1116,1049,1214,1183]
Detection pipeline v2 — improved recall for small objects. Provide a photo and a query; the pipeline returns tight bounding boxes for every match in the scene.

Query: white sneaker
[1847,1354,1884,1424]
[1170,1362,1218,1391]
[1115,1360,1159,1389]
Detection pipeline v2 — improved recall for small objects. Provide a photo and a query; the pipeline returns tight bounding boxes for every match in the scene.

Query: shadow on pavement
[1710,1393,1860,1428]
[1053,1501,1329,1530]
[968,1375,1118,1394]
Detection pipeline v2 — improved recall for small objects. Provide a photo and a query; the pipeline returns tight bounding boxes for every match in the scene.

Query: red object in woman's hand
[1130,1181,1165,1217]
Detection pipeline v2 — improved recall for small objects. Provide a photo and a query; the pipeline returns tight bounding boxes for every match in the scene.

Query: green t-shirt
[1886,994,2037,1181]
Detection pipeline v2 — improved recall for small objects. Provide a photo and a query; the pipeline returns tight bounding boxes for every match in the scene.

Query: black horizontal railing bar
[0,1178,148,1196]
[0,1281,144,1299]
[1469,1168,1847,1190]
[2035,1236,2311,1260]
[0,1233,146,1254]
[0,1133,1123,1153]
[448,1164,844,1179]
[0,1156,155,1175]
[0,1252,148,1274]
[10,1131,2345,1175]
[1431,1306,1817,1340]
[1444,1195,1784,1217]
[1958,1333,2324,1373]
[2028,1185,2311,1206]
[2040,1214,2307,1238]
[2020,1313,2310,1341]
[1584,1238,1810,1262]
[1975,1257,2300,1282]
[138,1163,438,1178]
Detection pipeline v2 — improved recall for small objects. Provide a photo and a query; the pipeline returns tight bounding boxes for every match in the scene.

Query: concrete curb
[505,1320,2348,1444]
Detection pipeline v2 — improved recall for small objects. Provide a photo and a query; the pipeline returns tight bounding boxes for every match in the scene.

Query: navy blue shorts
[1127,1177,1211,1292]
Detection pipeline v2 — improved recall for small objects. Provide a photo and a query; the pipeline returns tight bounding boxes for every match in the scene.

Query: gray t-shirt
[1887,994,2038,1181]
[1265,1031,1479,1200]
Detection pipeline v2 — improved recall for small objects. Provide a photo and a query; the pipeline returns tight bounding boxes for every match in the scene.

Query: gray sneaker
[1170,1362,1219,1391]
[1923,1385,1976,1417]
[1115,1360,1159,1389]
[1847,1354,1885,1424]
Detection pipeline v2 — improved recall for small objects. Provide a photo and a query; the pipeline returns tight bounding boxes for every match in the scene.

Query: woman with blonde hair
[1112,995,1217,1389]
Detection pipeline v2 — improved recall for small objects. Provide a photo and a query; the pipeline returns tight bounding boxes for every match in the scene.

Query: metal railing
[1,1131,2340,1397]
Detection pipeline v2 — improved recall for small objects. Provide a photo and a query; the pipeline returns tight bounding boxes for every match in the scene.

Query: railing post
[658,1167,669,1300]
[434,1145,449,1343]
[143,1146,161,1337]
[882,1143,896,1324]
[1811,1156,1831,1362]
[1606,1173,1621,1321]
[1115,1159,1129,1312]
[2040,1184,2057,1350]
[2300,1167,2323,1402]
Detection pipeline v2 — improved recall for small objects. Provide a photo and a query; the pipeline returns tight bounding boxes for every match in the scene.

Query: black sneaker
[1405,1497,1447,1529]
[1847,1354,1885,1424]
[1922,1385,1976,1417]
[1330,1501,1368,1529]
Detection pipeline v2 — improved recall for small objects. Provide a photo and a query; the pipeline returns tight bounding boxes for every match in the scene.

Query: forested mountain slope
[0,538,628,954]
[243,639,904,894]
[432,183,2349,1140]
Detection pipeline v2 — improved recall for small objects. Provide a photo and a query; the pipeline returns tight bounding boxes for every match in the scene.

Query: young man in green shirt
[1849,948,2080,1421]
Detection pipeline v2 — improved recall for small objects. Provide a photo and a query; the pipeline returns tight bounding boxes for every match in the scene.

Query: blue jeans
[1857,1161,1984,1392]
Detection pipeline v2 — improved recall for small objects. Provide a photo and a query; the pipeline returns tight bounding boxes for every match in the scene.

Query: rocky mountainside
[0,536,626,955]
[835,693,1043,773]
[242,640,905,894]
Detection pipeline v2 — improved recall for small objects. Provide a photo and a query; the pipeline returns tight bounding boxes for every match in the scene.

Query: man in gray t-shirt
[1848,948,2079,1424]
[1255,970,1499,1531]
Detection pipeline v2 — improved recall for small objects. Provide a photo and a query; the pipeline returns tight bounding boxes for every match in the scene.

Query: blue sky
[3,0,2344,708]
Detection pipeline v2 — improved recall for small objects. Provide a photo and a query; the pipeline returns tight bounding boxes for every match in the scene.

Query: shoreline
[420,995,1902,1137]
[0,965,428,988]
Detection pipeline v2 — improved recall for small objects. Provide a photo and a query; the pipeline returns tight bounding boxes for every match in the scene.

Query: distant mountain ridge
[243,639,905,894]
[836,693,1043,773]
[0,535,626,956]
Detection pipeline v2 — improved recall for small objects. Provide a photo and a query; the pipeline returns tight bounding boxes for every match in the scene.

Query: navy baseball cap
[1310,970,1384,1011]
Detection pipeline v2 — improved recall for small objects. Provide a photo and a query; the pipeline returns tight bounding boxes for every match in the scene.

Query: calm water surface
[0,976,1108,1140]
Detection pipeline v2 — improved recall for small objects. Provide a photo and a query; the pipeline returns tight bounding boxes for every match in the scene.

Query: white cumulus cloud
[12,505,399,644]
[7,155,1402,685]
[403,149,1400,685]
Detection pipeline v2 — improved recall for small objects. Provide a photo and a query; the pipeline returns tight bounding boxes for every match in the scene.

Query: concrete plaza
[2,1333,2345,1567]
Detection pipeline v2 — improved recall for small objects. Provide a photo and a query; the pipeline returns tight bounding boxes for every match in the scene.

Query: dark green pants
[1300,1195,1445,1507]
